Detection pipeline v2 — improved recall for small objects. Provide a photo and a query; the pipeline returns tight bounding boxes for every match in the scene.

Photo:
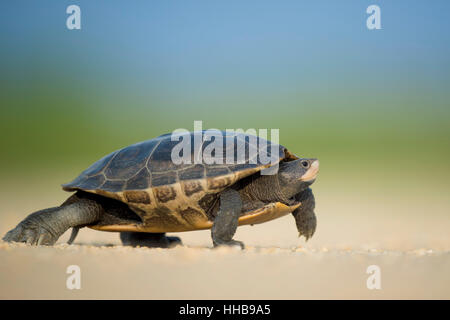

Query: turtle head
[277,158,319,199]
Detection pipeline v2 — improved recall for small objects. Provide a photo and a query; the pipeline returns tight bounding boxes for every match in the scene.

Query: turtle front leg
[3,193,103,245]
[292,188,317,241]
[211,188,244,249]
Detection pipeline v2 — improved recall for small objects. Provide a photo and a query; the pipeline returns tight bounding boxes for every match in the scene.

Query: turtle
[3,130,319,248]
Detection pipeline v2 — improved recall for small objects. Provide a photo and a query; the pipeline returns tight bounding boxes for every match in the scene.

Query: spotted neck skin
[238,173,292,204]
[238,170,313,205]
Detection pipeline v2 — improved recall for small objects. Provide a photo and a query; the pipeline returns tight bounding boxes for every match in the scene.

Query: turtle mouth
[300,159,319,181]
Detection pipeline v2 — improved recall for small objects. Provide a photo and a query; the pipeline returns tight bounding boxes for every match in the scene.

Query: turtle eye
[300,160,309,168]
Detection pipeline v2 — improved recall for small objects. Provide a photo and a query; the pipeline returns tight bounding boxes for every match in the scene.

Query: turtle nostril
[301,160,309,168]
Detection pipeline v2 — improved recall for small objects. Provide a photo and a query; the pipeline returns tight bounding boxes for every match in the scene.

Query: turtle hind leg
[3,192,104,246]
[120,232,182,248]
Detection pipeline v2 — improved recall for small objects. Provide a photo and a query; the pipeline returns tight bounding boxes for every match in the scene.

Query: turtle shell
[62,130,299,232]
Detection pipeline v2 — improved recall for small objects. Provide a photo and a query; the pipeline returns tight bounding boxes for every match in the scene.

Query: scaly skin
[3,195,103,245]
[292,188,317,240]
[211,189,244,249]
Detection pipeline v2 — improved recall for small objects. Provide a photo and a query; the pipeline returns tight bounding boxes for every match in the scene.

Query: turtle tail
[67,227,80,245]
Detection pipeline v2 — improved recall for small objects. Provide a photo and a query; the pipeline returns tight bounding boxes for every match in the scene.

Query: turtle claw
[299,228,315,242]
[213,239,245,250]
[3,221,58,246]
[2,226,22,243]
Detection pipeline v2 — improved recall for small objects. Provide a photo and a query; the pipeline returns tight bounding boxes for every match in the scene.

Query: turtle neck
[237,172,293,204]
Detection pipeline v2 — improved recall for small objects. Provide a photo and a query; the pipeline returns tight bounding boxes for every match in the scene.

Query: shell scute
[102,180,126,192]
[105,141,154,180]
[125,168,150,190]
[178,164,205,180]
[124,190,151,204]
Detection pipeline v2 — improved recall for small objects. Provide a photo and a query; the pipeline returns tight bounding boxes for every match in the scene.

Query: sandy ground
[1,177,449,299]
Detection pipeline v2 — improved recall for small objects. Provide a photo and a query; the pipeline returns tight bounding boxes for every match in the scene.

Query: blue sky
[1,1,449,117]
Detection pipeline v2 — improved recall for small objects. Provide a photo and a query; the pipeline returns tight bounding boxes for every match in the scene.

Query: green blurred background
[0,0,449,198]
